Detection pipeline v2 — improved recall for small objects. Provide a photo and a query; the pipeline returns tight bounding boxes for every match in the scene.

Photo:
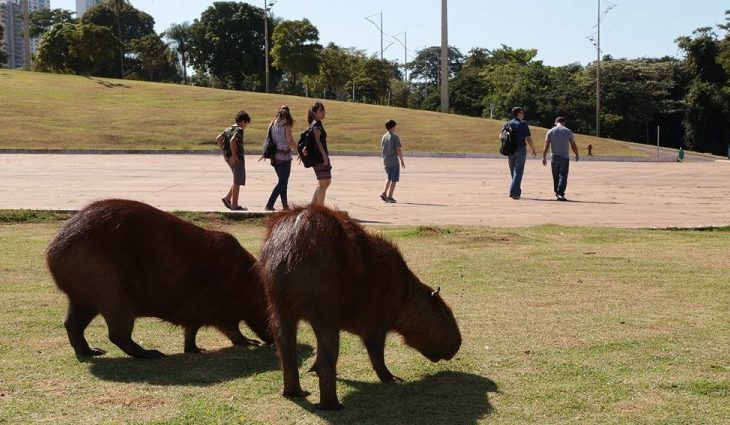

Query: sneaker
[557,195,567,201]
[222,198,232,209]
[264,206,276,211]
[380,193,388,202]
[231,206,248,211]
[386,197,397,203]
[509,194,520,200]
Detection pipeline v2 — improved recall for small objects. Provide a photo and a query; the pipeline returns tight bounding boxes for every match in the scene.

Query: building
[0,0,23,68]
[0,0,49,68]
[76,0,101,18]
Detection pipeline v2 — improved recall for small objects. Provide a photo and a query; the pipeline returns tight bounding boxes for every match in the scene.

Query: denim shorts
[385,165,400,182]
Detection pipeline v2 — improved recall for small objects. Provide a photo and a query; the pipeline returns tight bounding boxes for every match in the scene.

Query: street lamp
[264,1,276,93]
[440,0,449,113]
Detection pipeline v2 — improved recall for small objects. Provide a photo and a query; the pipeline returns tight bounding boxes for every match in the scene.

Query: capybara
[260,205,461,410]
[46,199,272,359]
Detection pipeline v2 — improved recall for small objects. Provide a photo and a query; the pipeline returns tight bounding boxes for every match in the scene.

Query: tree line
[5,1,730,155]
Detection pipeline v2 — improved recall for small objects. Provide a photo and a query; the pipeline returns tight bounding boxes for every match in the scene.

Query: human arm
[229,129,242,163]
[570,134,579,161]
[526,136,537,158]
[396,147,405,169]
[542,137,551,166]
[314,127,328,166]
[284,126,298,159]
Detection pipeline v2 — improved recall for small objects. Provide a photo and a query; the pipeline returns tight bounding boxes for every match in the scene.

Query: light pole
[22,0,30,70]
[588,0,615,137]
[392,32,408,82]
[440,0,449,113]
[365,12,384,60]
[264,1,276,93]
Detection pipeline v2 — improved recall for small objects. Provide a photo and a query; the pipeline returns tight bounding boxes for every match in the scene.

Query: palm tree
[164,22,191,84]
[106,0,128,77]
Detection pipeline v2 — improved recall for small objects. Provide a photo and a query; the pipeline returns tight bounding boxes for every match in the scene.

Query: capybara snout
[46,199,272,359]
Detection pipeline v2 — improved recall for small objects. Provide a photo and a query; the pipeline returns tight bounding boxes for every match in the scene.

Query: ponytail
[307,101,325,124]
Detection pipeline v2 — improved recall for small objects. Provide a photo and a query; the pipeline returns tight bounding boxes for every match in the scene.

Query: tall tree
[29,8,76,38]
[34,22,122,76]
[0,24,8,66]
[271,18,322,93]
[164,22,191,84]
[409,46,463,86]
[129,33,179,82]
[188,2,270,91]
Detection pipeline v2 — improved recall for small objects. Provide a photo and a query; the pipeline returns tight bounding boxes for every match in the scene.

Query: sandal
[231,206,247,211]
[221,198,231,209]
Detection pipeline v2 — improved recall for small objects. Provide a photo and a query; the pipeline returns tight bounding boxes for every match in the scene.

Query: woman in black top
[306,102,331,205]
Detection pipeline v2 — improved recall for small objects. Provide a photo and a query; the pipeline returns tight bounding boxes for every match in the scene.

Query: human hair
[235,111,251,124]
[555,116,566,124]
[511,107,524,118]
[385,119,397,130]
[276,106,294,126]
[307,102,325,124]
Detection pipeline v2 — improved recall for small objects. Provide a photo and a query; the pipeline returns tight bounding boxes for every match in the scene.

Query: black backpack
[297,124,323,168]
[499,122,517,156]
[261,123,277,161]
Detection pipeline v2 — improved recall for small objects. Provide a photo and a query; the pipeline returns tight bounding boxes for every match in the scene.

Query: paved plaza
[1,154,728,227]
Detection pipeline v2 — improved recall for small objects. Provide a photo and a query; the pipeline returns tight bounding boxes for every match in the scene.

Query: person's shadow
[297,371,499,425]
[86,343,313,386]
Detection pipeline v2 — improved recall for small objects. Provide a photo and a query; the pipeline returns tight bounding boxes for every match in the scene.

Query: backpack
[297,124,323,168]
[217,125,238,157]
[261,123,277,161]
[499,122,517,156]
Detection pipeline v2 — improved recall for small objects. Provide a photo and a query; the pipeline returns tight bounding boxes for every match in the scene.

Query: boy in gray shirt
[542,116,579,201]
[380,119,405,203]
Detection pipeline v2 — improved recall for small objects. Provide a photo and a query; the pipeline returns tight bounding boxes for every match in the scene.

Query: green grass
[0,69,644,156]
[0,215,728,424]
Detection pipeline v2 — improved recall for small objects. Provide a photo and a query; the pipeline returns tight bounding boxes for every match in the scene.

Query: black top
[312,120,328,155]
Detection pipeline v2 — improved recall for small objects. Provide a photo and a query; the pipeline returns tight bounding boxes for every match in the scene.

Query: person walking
[542,116,579,201]
[506,106,537,199]
[306,102,331,206]
[265,106,298,211]
[380,119,405,203]
[217,111,251,211]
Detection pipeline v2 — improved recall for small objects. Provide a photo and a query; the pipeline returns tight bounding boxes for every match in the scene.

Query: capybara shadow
[302,372,498,424]
[46,199,272,359]
[87,343,314,386]
[260,205,462,410]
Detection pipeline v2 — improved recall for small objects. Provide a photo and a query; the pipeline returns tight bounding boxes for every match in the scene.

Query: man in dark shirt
[506,106,537,199]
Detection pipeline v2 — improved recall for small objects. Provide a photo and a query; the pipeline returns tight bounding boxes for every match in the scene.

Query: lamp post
[392,32,408,82]
[264,1,276,93]
[440,0,449,113]
[365,12,384,60]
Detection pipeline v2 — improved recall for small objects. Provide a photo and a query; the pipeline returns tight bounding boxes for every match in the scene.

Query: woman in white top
[265,106,298,211]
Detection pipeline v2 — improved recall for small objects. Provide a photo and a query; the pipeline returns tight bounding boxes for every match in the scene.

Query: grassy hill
[0,69,642,156]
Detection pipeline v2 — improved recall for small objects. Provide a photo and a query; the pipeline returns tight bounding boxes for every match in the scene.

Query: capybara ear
[430,287,441,298]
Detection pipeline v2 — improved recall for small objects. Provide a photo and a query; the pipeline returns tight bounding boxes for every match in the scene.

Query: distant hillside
[0,69,642,156]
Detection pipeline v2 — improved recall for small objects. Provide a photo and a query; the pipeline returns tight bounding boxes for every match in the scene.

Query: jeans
[266,160,291,208]
[551,155,570,196]
[508,147,527,197]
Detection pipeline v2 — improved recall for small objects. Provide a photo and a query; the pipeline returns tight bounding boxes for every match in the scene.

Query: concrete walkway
[1,154,728,227]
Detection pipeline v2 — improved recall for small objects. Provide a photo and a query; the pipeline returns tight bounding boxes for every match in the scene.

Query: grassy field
[0,212,728,424]
[0,69,643,156]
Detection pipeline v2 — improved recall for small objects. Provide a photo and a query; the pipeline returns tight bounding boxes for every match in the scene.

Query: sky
[51,0,729,66]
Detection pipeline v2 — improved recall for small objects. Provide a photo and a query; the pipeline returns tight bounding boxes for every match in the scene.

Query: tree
[82,0,155,78]
[409,46,463,86]
[128,33,179,82]
[29,8,76,39]
[302,43,361,100]
[0,24,8,66]
[164,22,192,84]
[271,18,322,93]
[34,23,122,76]
[188,2,271,91]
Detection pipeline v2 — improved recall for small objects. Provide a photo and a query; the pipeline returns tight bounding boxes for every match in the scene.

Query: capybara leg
[364,333,402,383]
[184,326,202,354]
[64,303,105,357]
[105,315,164,359]
[218,324,261,347]
[276,316,308,398]
[312,324,343,411]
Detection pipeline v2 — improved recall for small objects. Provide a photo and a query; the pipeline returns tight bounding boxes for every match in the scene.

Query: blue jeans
[551,155,570,196]
[508,147,527,197]
[266,160,291,208]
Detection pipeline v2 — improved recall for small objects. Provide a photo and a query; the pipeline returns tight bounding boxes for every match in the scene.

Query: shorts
[225,156,246,186]
[313,156,332,180]
[384,165,400,182]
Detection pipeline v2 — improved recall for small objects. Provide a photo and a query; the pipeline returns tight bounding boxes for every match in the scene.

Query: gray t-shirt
[381,132,401,167]
[546,126,575,159]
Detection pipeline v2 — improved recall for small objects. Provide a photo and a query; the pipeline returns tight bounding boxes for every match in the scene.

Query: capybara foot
[283,388,310,398]
[133,349,165,359]
[386,375,404,384]
[308,361,319,375]
[315,400,343,411]
[75,347,107,357]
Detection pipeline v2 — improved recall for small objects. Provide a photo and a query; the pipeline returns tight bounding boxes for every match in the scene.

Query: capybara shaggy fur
[46,199,272,359]
[260,205,461,410]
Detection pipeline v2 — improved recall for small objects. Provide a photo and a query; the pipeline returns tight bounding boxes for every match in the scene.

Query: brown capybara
[260,205,462,410]
[46,199,272,359]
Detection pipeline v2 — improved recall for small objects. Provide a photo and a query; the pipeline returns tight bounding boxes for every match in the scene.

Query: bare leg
[312,323,342,410]
[274,315,308,398]
[312,179,331,205]
[105,313,163,359]
[223,186,233,204]
[383,181,391,195]
[363,333,401,383]
[217,323,260,347]
[231,184,241,208]
[64,302,105,357]
[184,326,202,354]
[387,181,397,198]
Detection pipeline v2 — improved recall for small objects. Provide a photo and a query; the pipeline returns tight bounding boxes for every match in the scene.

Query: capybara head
[397,280,462,362]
